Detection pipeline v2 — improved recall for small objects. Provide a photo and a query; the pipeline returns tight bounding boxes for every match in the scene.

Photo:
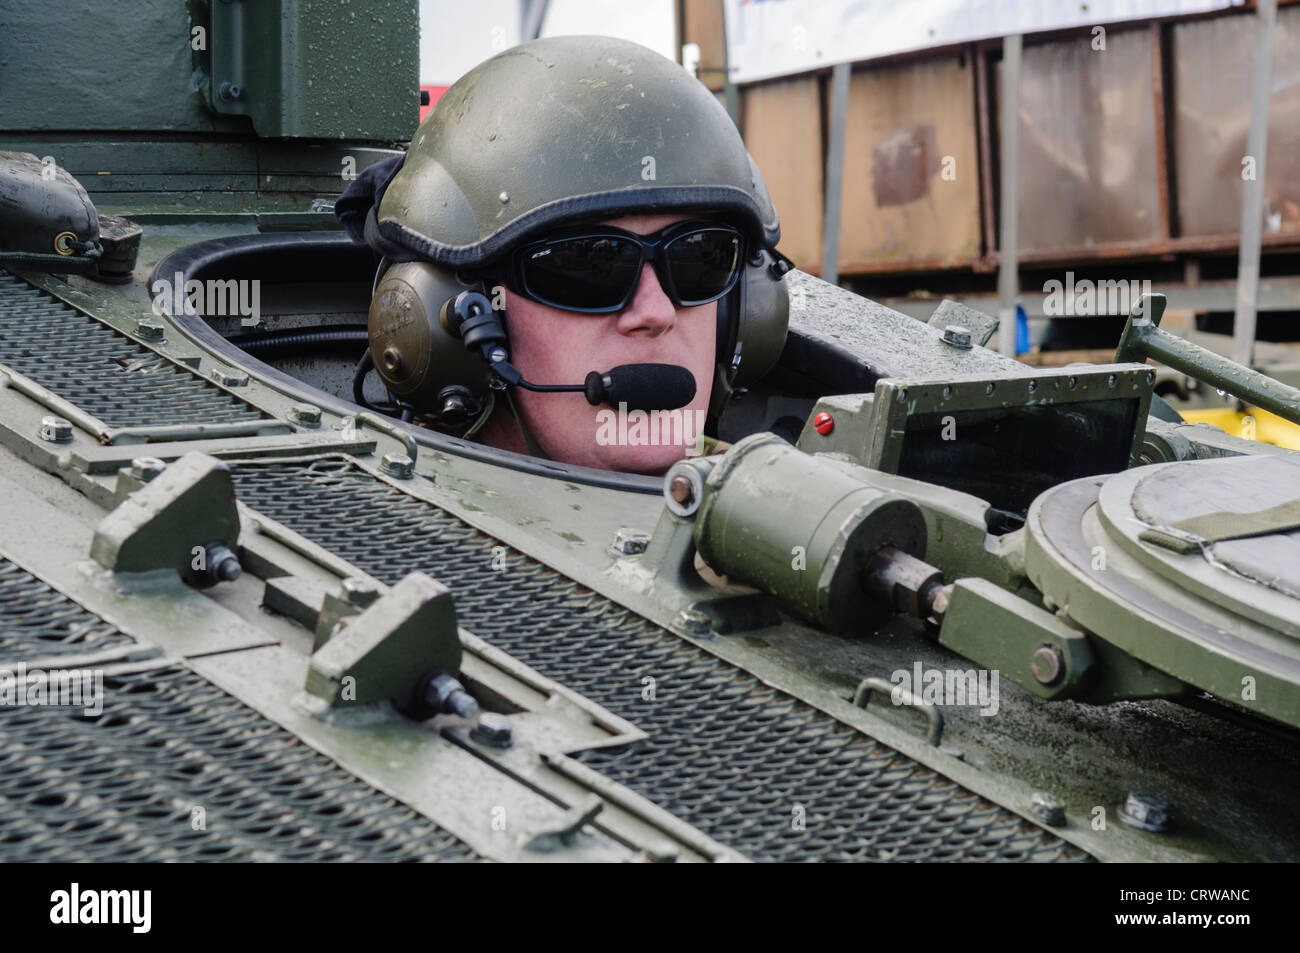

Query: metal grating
[0,556,481,862]
[233,458,1091,862]
[0,559,137,659]
[0,270,265,429]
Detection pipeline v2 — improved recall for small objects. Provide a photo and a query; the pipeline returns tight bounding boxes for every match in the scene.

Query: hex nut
[38,416,73,443]
[471,712,513,748]
[129,457,166,482]
[210,366,249,387]
[136,317,166,341]
[291,403,322,427]
[941,325,973,349]
[380,453,414,479]
[1030,792,1066,827]
[1119,792,1169,833]
[611,527,651,556]
[340,577,380,608]
[678,609,712,636]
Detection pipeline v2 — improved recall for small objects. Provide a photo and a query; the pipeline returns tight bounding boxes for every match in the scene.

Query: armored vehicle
[0,2,1297,864]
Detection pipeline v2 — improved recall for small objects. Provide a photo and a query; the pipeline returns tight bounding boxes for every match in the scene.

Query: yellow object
[1179,406,1300,450]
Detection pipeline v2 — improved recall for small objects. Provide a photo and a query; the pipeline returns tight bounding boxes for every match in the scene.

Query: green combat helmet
[361,35,792,428]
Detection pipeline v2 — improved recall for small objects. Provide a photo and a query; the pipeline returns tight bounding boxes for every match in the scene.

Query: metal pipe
[1116,293,1300,425]
[996,34,1022,357]
[821,62,851,285]
[1232,0,1277,368]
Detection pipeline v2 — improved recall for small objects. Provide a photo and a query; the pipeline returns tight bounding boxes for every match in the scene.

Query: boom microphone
[583,364,696,412]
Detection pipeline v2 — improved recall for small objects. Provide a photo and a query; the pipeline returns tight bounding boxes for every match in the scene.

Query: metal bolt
[38,416,73,443]
[210,366,249,387]
[1030,645,1064,686]
[941,325,972,349]
[471,712,513,748]
[1118,792,1169,833]
[380,453,414,479]
[421,671,479,720]
[218,81,242,101]
[813,411,834,435]
[136,317,165,341]
[381,347,403,374]
[204,542,241,583]
[290,403,321,427]
[488,346,508,364]
[928,583,954,618]
[1030,792,1066,827]
[340,577,380,608]
[129,457,166,482]
[610,527,650,556]
[668,474,694,505]
[678,609,712,636]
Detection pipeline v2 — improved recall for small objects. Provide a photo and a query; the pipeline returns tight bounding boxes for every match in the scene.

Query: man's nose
[616,263,676,335]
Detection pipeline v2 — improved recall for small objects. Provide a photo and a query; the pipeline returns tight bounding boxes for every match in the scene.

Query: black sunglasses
[500,220,744,314]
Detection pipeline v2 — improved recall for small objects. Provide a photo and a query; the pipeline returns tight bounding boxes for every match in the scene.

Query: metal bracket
[305,571,461,707]
[90,451,241,588]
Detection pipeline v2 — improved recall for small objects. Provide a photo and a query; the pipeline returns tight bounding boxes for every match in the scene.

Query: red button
[814,412,834,435]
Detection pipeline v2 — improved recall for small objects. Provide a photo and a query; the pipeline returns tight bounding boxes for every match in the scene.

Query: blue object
[1015,303,1030,355]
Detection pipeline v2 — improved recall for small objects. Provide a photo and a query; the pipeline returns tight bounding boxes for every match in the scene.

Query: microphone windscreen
[588,363,696,412]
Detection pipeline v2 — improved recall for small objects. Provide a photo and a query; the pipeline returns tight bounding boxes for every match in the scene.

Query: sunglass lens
[665,228,741,305]
[522,236,641,311]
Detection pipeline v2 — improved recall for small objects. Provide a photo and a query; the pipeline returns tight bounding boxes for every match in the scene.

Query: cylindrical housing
[368,261,490,409]
[693,434,926,632]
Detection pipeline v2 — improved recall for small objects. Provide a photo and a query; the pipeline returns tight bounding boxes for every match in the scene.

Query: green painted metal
[1116,292,1300,425]
[937,577,1096,701]
[3,6,1300,861]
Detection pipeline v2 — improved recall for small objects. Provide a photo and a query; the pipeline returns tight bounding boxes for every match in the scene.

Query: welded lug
[91,451,241,589]
[305,572,462,707]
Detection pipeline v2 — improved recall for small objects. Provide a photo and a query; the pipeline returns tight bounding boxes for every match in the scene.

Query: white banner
[723,0,1245,84]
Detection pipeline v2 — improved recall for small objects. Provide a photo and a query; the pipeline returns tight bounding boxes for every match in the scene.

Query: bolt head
[291,403,321,427]
[136,317,165,341]
[129,457,166,482]
[941,325,973,349]
[611,527,650,556]
[1030,645,1064,686]
[214,554,242,582]
[1030,792,1066,826]
[210,366,249,387]
[678,609,712,636]
[813,411,834,436]
[1119,792,1169,832]
[340,577,380,607]
[471,712,513,748]
[380,453,414,479]
[668,474,694,505]
[38,416,73,443]
[488,347,508,364]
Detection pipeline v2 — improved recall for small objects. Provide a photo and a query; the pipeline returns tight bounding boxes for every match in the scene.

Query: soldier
[339,35,792,475]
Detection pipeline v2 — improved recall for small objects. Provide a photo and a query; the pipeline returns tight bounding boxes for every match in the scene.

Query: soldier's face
[492,213,719,475]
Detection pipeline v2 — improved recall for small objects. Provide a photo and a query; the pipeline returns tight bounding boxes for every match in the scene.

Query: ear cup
[368,261,493,410]
[725,250,791,388]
